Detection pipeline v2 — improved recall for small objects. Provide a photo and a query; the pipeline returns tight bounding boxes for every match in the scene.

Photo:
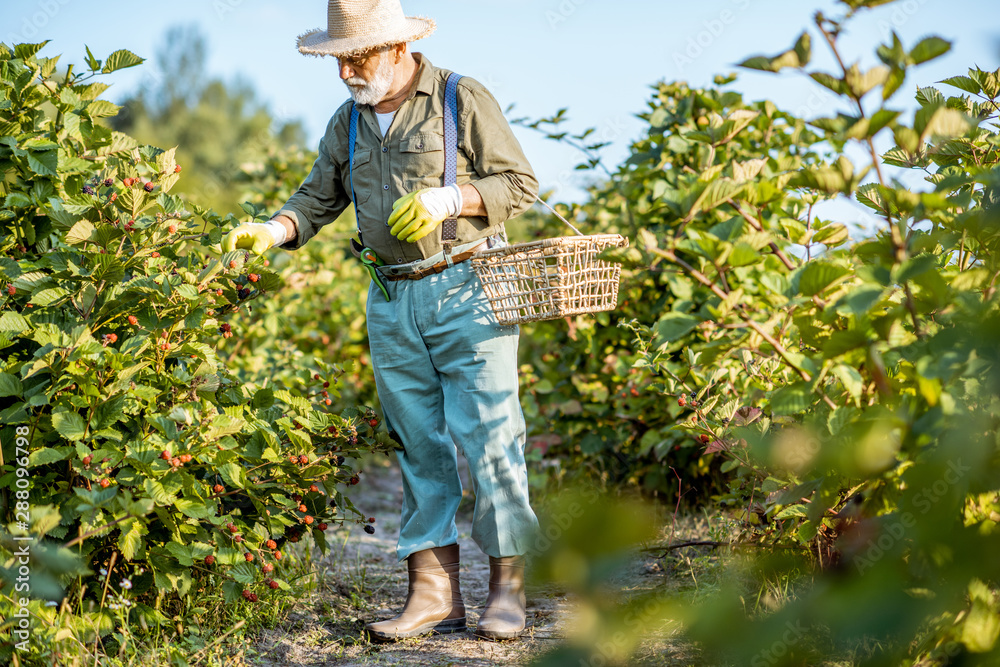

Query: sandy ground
[249,452,695,666]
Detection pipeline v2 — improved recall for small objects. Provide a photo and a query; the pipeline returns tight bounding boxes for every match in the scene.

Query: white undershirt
[375,110,395,136]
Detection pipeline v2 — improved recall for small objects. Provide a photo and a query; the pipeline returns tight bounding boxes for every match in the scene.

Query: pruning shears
[361,247,390,302]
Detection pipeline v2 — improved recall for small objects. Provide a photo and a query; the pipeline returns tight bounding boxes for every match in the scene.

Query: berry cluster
[241,589,259,602]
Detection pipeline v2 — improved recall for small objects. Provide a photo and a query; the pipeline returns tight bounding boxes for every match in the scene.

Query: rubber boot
[365,543,466,642]
[475,555,526,640]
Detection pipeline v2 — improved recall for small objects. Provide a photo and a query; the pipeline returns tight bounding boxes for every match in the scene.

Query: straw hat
[297,0,436,58]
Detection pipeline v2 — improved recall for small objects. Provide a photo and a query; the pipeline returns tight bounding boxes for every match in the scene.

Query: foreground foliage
[0,42,391,664]
[530,1,1000,665]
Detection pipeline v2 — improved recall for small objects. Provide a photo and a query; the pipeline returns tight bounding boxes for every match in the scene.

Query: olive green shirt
[276,53,539,264]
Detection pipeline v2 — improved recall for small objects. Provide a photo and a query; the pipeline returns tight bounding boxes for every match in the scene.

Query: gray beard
[345,56,395,106]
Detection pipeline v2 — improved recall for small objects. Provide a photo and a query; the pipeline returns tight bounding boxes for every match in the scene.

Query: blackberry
[364,524,375,535]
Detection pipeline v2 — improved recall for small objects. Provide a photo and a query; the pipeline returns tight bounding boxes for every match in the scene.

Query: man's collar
[411,52,435,97]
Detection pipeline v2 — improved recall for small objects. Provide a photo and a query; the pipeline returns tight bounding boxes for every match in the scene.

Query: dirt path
[251,452,576,666]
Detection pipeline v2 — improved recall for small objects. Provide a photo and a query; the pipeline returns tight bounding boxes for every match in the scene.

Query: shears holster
[352,236,390,302]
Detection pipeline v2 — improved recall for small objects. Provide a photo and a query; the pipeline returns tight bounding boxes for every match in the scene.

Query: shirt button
[383,184,389,190]
[382,147,388,153]
[397,258,404,263]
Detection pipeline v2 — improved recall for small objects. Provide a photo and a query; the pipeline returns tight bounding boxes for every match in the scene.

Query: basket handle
[536,197,585,236]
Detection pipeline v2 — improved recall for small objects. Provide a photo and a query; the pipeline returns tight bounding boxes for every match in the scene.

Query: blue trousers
[366,260,540,562]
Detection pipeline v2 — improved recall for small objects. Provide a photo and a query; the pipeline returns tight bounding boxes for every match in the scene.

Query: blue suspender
[348,71,464,244]
[441,72,462,243]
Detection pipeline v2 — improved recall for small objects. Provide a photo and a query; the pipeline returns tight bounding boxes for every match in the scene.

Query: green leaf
[26,151,57,176]
[218,462,247,490]
[939,75,981,96]
[65,219,95,246]
[28,446,72,466]
[5,192,32,208]
[101,49,144,74]
[799,262,850,296]
[909,37,951,65]
[769,382,814,414]
[52,407,88,441]
[0,373,22,397]
[84,45,101,71]
[118,519,146,561]
[653,313,701,348]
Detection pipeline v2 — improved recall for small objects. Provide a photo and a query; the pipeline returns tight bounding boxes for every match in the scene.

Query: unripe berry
[244,552,254,562]
[248,273,259,282]
[213,484,224,494]
[6,284,15,296]
[288,455,298,464]
[204,555,215,565]
[168,225,177,234]
[180,453,192,463]
[171,457,182,467]
[128,315,138,325]
[174,165,182,173]
[677,395,687,407]
[99,478,111,488]
[303,515,314,525]
[298,504,307,513]
[263,563,274,573]
[83,455,92,466]
[274,550,283,560]
[298,455,309,465]
[228,260,237,269]
[266,539,277,550]
[150,251,160,258]
[309,484,319,493]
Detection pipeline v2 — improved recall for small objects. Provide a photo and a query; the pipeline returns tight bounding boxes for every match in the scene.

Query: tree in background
[110,25,306,216]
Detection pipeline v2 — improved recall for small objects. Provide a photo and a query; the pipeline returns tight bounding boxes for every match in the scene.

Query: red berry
[228,523,238,534]
[249,592,258,602]
[303,515,314,525]
[266,539,277,550]
[309,484,319,493]
[228,260,237,269]
[180,453,192,463]
[205,555,215,565]
[233,535,243,543]
[699,434,710,443]
[368,418,378,427]
[268,580,279,590]
[6,284,15,296]
[678,396,687,407]
[160,342,170,351]
[368,517,375,523]
[288,456,298,464]
[82,455,93,466]
[174,165,182,173]
[350,475,359,485]
[244,552,254,562]
[274,550,283,560]
[143,182,154,192]
[241,589,252,600]
[292,494,302,503]
[99,478,111,488]
[128,315,138,325]
[298,504,307,513]
[298,455,309,465]
[324,399,332,405]
[248,273,259,283]
[151,251,160,258]
[288,535,300,543]
[160,450,170,460]
[216,288,224,296]
[318,523,328,531]
[323,382,330,388]
[313,374,321,381]
[263,563,274,573]
[213,484,224,494]
[171,457,182,467]
[168,225,177,234]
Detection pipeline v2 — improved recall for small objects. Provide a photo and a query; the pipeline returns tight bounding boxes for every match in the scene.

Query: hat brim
[297,16,436,58]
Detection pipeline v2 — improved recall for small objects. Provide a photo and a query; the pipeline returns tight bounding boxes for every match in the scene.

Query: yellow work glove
[388,184,463,243]
[221,221,286,255]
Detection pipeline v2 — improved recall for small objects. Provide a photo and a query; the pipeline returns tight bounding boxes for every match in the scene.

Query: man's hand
[388,184,463,243]
[222,221,287,255]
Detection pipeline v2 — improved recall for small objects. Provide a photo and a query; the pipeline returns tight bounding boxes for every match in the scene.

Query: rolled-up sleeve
[276,115,351,250]
[459,82,539,227]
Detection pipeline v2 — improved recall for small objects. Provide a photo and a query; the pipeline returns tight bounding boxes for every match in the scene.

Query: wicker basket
[470,233,629,325]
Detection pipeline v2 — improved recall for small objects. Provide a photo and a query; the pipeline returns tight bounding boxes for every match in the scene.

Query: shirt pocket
[399,131,445,191]
[347,147,375,207]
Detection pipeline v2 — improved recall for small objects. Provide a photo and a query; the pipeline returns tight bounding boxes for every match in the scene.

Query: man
[223,0,540,642]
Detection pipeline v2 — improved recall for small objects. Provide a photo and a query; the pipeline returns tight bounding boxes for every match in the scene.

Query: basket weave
[470,233,629,325]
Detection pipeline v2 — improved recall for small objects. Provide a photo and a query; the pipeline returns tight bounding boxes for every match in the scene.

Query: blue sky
[3,0,998,226]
